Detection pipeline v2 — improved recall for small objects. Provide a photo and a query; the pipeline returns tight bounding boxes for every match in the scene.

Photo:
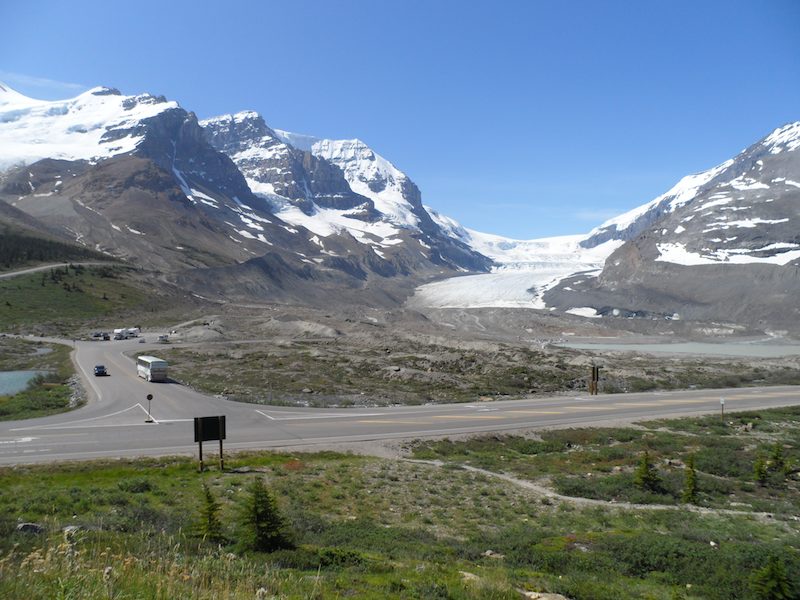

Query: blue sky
[2,0,799,239]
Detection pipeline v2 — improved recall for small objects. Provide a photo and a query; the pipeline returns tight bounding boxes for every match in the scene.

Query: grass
[0,264,148,335]
[411,406,800,513]
[1,408,799,598]
[0,338,78,421]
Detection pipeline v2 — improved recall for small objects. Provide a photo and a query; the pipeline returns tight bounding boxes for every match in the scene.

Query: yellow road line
[613,402,655,407]
[659,399,712,405]
[357,420,429,425]
[730,391,794,398]
[431,415,505,420]
[506,410,565,415]
[562,405,611,411]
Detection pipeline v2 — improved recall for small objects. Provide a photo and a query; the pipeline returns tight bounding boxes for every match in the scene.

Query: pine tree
[749,556,794,600]
[237,478,293,552]
[195,483,224,543]
[634,451,661,492]
[770,444,786,474]
[681,454,697,504]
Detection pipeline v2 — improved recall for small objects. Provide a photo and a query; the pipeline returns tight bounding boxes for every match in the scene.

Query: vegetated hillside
[0,263,204,336]
[0,406,798,599]
[0,222,110,270]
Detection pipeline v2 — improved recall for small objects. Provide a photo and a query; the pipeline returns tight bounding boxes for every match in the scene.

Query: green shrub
[117,478,153,493]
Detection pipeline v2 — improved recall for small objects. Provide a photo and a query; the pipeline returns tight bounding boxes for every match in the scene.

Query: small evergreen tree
[237,478,293,553]
[754,456,768,486]
[749,556,794,600]
[681,454,697,504]
[634,451,661,492]
[770,444,786,474]
[195,483,224,543]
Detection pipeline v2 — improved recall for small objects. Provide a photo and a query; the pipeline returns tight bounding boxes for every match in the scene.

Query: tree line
[0,230,107,270]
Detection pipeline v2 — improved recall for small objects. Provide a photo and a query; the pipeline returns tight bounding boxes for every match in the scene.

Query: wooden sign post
[194,415,226,472]
[589,366,602,395]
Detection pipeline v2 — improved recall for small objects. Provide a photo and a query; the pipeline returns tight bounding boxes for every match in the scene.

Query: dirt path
[405,458,790,524]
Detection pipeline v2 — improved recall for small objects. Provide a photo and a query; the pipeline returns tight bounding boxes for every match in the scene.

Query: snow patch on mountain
[762,122,800,154]
[656,242,800,266]
[257,188,404,247]
[0,82,177,170]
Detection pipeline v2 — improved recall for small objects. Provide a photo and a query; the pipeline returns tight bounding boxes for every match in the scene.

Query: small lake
[559,341,800,358]
[0,371,46,396]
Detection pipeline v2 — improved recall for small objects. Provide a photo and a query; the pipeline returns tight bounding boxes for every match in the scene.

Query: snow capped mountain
[0,83,325,276]
[202,112,490,273]
[0,82,177,170]
[582,121,800,268]
[542,120,800,331]
[276,131,435,232]
[614,121,800,268]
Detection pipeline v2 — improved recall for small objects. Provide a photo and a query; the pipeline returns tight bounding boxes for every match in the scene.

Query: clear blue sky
[2,1,799,239]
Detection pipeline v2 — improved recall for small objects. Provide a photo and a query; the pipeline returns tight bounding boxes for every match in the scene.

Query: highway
[1,335,800,465]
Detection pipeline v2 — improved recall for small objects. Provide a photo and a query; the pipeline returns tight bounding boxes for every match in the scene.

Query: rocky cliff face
[201,112,376,215]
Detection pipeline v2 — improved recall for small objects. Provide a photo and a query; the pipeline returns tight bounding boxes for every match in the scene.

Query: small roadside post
[720,398,725,421]
[145,394,154,423]
[194,415,226,472]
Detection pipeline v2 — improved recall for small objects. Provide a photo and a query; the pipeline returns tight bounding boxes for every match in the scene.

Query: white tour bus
[137,355,168,382]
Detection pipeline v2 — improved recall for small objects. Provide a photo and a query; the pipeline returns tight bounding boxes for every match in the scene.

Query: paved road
[1,336,799,465]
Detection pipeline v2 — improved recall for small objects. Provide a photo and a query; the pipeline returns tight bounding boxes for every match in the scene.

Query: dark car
[93,365,108,376]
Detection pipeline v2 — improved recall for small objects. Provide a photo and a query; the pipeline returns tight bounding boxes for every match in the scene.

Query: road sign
[194,415,226,442]
[194,415,226,472]
[145,394,154,423]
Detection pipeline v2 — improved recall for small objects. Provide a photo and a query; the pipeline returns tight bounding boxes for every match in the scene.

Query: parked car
[93,365,108,376]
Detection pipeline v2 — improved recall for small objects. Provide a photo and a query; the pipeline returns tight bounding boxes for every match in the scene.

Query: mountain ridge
[2,80,799,333]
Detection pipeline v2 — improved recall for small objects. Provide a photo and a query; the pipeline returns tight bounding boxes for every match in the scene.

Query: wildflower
[103,566,113,582]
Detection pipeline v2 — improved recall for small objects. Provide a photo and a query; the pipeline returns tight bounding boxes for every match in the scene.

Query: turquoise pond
[0,371,46,396]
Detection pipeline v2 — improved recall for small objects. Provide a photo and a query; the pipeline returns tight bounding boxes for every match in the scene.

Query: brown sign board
[194,415,226,442]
